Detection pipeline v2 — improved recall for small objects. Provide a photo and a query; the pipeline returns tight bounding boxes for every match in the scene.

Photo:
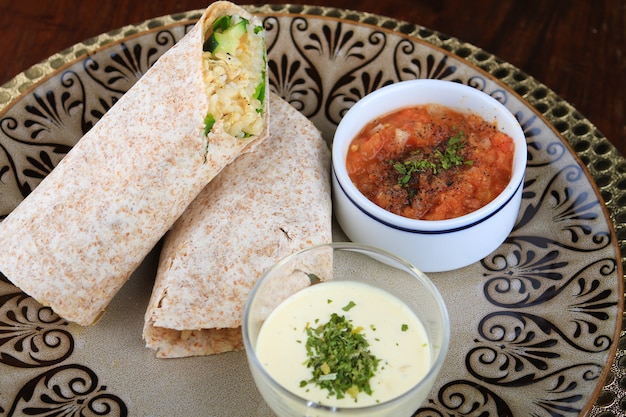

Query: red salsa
[346,104,515,220]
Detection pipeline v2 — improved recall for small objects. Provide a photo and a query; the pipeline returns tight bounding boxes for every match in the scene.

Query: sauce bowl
[332,79,527,272]
[242,242,450,417]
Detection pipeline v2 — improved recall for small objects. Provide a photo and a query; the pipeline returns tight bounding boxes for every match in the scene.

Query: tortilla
[143,93,332,358]
[0,1,269,326]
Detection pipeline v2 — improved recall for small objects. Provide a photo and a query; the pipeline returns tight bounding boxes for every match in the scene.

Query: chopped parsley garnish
[342,301,356,311]
[300,312,380,401]
[401,324,408,332]
[390,130,473,186]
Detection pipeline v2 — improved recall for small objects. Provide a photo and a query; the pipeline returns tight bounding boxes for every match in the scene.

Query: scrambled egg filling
[203,14,266,138]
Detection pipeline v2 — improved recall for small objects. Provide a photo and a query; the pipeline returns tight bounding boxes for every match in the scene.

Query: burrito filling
[203,14,266,138]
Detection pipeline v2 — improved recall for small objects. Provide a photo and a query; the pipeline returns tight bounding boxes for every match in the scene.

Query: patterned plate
[0,5,624,417]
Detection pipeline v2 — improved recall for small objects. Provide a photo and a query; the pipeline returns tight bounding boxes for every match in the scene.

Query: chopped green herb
[253,72,267,112]
[342,301,356,312]
[203,113,215,136]
[391,159,436,186]
[401,324,408,332]
[327,299,333,304]
[300,313,380,401]
[390,130,473,187]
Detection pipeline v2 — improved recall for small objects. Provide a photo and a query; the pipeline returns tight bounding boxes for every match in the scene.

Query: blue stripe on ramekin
[333,169,524,235]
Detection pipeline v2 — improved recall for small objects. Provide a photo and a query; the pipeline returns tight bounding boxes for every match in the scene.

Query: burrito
[0,1,269,326]
[143,93,332,358]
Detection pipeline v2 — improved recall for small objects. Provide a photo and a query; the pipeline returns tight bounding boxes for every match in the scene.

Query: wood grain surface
[0,0,624,154]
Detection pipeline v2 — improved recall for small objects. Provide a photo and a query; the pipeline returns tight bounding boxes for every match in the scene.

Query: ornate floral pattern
[416,380,513,416]
[5,365,127,417]
[0,6,621,417]
[0,277,73,368]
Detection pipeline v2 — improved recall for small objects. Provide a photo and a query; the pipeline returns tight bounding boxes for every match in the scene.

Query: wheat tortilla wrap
[143,93,332,358]
[0,1,269,326]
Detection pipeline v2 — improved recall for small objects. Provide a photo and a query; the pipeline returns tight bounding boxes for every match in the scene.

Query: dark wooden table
[1,0,624,155]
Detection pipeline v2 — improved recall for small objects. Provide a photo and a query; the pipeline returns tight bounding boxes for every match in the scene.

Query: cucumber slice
[204,18,248,55]
[202,35,219,53]
[212,15,231,32]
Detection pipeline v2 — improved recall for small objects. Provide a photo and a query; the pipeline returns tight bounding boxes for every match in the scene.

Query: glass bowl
[242,242,450,416]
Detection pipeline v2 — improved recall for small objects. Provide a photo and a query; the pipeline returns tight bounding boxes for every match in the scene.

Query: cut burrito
[143,93,332,358]
[0,1,269,326]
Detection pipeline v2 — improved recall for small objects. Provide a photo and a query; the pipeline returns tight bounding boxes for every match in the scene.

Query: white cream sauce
[255,280,431,407]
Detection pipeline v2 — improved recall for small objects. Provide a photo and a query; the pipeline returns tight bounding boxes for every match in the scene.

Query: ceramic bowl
[242,242,450,416]
[332,79,527,272]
